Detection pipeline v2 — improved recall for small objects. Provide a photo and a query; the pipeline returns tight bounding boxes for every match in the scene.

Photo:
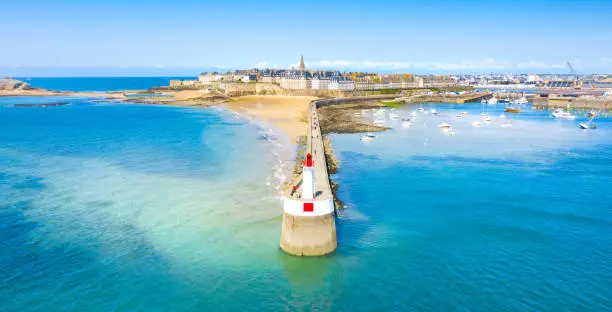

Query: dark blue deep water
[17,77,193,91]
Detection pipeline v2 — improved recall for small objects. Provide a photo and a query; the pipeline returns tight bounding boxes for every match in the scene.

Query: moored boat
[439,122,451,130]
[552,108,576,120]
[361,133,376,142]
[504,106,521,113]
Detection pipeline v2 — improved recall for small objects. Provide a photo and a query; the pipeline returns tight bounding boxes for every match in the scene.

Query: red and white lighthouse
[302,153,315,200]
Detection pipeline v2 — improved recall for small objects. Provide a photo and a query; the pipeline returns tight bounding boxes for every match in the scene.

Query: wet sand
[225,95,317,143]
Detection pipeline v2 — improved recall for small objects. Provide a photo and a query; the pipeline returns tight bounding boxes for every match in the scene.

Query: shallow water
[1,98,611,311]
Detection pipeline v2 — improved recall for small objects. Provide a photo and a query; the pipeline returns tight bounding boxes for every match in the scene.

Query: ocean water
[16,77,193,91]
[0,97,297,311]
[329,103,612,311]
[1,95,611,311]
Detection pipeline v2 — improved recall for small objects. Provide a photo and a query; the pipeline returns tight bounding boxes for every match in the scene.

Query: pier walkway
[285,101,332,201]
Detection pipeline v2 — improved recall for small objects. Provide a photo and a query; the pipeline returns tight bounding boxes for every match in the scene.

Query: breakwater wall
[532,95,612,109]
[280,95,399,256]
[280,100,337,256]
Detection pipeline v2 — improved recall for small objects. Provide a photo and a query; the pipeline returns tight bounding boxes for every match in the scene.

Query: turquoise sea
[1,80,611,311]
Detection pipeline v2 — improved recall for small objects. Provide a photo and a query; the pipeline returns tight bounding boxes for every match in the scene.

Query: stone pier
[280,100,337,256]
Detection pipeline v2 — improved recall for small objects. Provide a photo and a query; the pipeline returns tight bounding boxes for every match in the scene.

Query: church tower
[299,54,305,71]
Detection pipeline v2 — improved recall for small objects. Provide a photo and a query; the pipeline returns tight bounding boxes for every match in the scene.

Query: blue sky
[1,0,611,75]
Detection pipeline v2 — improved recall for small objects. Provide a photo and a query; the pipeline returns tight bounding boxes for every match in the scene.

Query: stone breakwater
[532,95,612,110]
[280,100,337,256]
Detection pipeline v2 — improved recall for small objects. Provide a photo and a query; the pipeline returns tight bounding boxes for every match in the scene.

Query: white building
[311,77,330,90]
[527,74,541,83]
[328,77,354,91]
[241,73,257,83]
[279,72,311,89]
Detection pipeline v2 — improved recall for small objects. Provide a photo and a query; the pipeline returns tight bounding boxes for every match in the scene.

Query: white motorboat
[401,121,412,128]
[430,109,438,115]
[487,97,498,105]
[389,113,400,119]
[481,99,487,104]
[514,96,528,105]
[483,116,492,123]
[418,107,425,112]
[499,113,506,119]
[410,111,418,117]
[361,133,376,142]
[552,108,576,120]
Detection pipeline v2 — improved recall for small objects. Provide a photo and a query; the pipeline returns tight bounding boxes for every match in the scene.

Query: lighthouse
[302,153,315,200]
[279,99,336,256]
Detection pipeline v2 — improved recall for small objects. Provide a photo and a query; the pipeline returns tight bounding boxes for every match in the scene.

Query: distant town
[169,55,612,96]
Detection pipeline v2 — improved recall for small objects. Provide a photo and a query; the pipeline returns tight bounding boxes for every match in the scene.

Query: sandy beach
[225,95,317,143]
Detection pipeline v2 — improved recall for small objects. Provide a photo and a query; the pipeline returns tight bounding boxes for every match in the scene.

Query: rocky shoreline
[317,102,391,134]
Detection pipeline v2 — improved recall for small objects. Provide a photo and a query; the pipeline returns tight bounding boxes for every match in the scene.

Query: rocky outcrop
[0,78,33,90]
[317,102,390,134]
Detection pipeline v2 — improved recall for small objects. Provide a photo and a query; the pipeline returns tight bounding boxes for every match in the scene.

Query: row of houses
[189,69,463,91]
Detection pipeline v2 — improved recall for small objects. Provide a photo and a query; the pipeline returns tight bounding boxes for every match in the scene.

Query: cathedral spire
[299,54,305,71]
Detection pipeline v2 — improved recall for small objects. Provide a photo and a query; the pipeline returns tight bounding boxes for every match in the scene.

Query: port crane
[566,61,586,88]
[568,61,597,89]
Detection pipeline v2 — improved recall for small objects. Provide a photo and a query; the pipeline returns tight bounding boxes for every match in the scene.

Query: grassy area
[379,89,401,94]
[429,86,474,93]
[380,100,402,108]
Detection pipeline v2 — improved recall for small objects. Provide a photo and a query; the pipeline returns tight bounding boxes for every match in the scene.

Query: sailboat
[578,116,596,129]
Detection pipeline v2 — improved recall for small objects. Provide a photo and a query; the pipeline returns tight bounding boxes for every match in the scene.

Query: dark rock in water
[0,78,33,90]
[15,102,69,107]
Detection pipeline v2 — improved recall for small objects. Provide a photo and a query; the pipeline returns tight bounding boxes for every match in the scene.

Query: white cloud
[362,61,410,69]
[284,57,612,71]
[253,61,269,68]
[316,60,354,67]
[420,58,512,70]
